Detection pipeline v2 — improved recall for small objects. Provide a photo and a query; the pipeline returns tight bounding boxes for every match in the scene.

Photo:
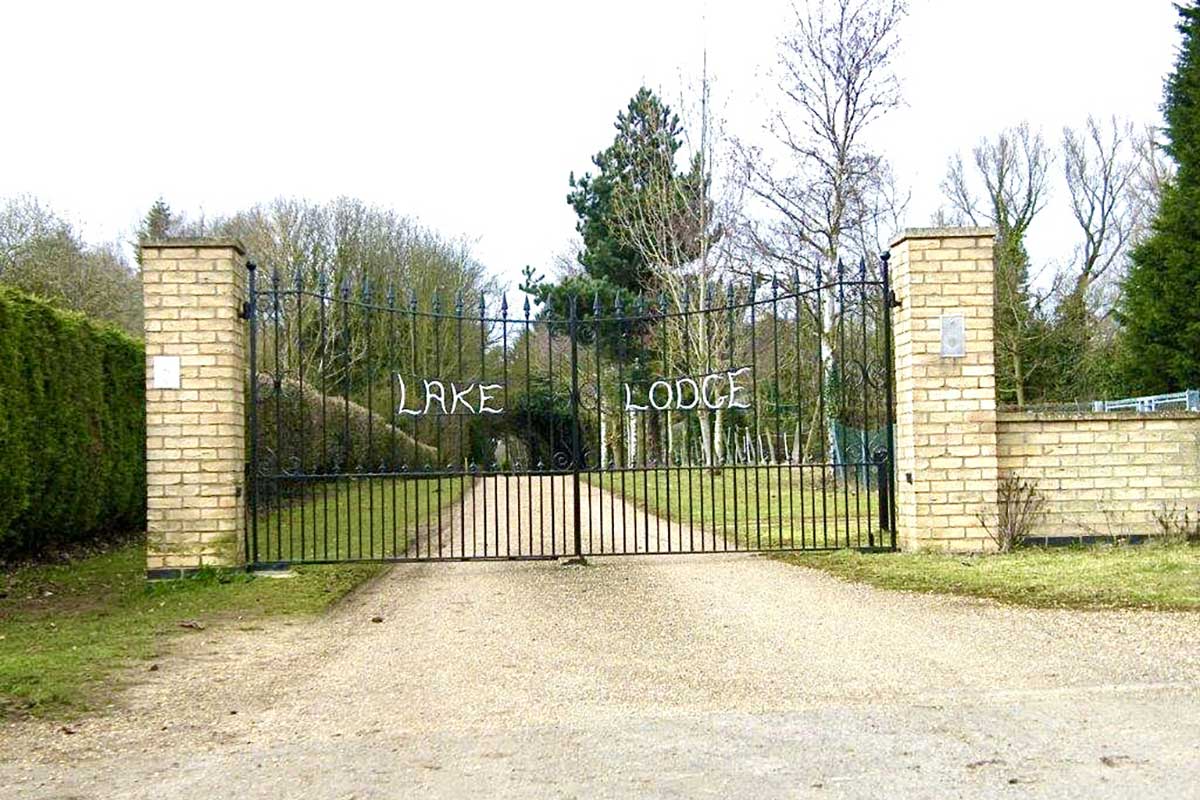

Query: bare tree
[1061,116,1139,312]
[942,123,1052,406]
[735,0,907,458]
[1129,124,1176,245]
[741,0,907,274]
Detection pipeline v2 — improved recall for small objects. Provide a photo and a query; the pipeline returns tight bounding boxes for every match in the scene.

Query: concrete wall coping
[890,227,997,247]
[141,238,246,255]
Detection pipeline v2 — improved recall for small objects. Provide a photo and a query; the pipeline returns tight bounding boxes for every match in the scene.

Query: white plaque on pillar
[940,315,965,358]
[153,355,181,389]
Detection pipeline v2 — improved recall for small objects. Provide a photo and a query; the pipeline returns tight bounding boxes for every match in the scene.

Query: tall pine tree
[1117,2,1200,392]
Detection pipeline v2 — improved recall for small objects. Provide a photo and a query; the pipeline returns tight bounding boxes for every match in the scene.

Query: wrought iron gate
[245,257,896,566]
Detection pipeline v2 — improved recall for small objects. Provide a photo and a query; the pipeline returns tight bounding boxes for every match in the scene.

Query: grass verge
[588,465,885,549]
[780,543,1200,611]
[253,475,470,562]
[0,538,381,719]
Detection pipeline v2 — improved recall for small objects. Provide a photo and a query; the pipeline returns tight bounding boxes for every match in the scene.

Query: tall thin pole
[246,261,259,567]
[569,297,584,559]
[881,251,898,546]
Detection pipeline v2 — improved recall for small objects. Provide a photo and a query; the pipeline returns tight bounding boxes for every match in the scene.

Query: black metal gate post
[881,251,899,549]
[245,260,259,567]
[568,297,584,559]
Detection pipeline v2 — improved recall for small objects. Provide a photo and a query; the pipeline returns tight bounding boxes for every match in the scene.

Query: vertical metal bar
[593,292,602,555]
[388,284,398,558]
[683,282,694,552]
[246,261,259,566]
[502,295,511,557]
[272,267,283,562]
[365,279,375,559]
[319,271,329,560]
[569,297,583,558]
[860,259,874,549]
[340,278,352,559]
[409,290,419,558]
[749,274,761,550]
[791,270,803,549]
[547,306,556,554]
[294,267,307,561]
[525,297,536,555]
[837,262,850,547]
[881,251,898,548]
[477,292,486,557]
[616,295,628,554]
[432,291,443,556]
[455,290,465,559]
[816,263,828,548]
[727,282,738,551]
[659,292,670,553]
[772,277,783,547]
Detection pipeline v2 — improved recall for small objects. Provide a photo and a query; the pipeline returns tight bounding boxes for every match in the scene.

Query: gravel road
[2,489,1199,799]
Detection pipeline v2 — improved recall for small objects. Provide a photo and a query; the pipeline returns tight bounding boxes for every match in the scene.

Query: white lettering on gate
[622,369,751,412]
[395,374,504,417]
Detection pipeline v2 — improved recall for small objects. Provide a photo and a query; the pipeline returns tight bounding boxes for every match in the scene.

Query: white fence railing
[1091,389,1200,413]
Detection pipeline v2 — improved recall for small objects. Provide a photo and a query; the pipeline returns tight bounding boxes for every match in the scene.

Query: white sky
[0,0,1181,292]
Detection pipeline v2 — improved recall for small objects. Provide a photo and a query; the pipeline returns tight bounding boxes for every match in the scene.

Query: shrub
[981,473,1045,552]
[0,287,145,559]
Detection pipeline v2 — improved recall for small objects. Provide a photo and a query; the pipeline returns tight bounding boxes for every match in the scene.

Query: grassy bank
[252,475,470,563]
[0,539,381,719]
[781,544,1200,611]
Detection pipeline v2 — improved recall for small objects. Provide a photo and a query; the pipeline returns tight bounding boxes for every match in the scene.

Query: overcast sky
[0,0,1181,291]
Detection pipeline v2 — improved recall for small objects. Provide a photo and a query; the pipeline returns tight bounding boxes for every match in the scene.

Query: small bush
[981,473,1045,552]
[0,287,145,559]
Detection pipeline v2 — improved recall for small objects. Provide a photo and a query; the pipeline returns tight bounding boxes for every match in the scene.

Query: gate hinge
[888,291,902,309]
[239,301,252,320]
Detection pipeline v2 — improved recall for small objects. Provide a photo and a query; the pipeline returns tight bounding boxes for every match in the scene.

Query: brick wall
[996,410,1200,541]
[141,240,247,576]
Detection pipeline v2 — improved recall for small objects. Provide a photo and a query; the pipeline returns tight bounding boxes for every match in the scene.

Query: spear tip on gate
[500,293,509,318]
[592,290,601,316]
[455,288,465,314]
[523,295,531,317]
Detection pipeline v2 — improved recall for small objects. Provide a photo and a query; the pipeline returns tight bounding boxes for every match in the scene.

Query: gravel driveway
[2,490,1199,799]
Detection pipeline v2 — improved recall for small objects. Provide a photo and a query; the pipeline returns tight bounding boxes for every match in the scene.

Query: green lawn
[588,465,890,549]
[781,544,1200,611]
[252,475,471,563]
[0,539,381,719]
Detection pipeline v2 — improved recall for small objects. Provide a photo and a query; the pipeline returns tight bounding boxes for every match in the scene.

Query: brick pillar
[141,239,247,577]
[889,227,999,552]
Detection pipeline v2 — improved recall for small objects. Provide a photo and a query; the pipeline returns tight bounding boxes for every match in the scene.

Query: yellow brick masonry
[889,228,1000,552]
[141,240,247,573]
[997,411,1200,540]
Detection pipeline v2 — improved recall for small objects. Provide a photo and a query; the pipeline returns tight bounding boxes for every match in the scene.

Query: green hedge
[0,287,145,558]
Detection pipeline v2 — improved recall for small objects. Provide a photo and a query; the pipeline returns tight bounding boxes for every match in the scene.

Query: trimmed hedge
[0,287,145,558]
